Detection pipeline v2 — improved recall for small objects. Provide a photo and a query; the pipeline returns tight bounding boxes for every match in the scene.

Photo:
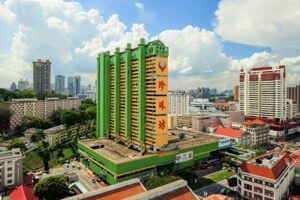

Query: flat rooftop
[79,129,220,163]
[248,151,284,169]
[0,148,22,160]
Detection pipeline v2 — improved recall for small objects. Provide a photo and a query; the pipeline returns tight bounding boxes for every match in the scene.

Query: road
[194,175,236,198]
[63,161,100,191]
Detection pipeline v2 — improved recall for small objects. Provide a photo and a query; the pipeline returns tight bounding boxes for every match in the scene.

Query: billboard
[218,139,230,148]
[175,151,193,163]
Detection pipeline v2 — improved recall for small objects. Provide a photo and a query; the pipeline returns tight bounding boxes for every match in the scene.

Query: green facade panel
[114,48,121,134]
[96,57,101,138]
[138,39,146,142]
[125,44,132,137]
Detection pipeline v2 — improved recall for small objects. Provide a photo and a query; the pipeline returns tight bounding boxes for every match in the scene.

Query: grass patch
[23,143,77,172]
[143,175,181,190]
[190,169,235,190]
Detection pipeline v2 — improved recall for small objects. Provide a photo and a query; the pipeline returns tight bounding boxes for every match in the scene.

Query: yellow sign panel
[155,57,168,76]
[155,96,168,115]
[155,115,168,134]
[156,77,168,95]
[156,133,168,147]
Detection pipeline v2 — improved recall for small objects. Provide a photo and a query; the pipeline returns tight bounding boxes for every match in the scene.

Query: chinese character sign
[156,77,168,95]
[156,96,168,114]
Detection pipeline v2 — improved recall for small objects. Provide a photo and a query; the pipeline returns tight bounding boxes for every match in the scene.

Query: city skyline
[0,0,299,90]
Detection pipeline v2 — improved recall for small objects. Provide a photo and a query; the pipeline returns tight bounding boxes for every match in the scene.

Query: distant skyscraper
[55,75,65,94]
[33,59,51,93]
[287,83,300,112]
[67,76,75,96]
[17,79,29,90]
[239,65,294,121]
[234,86,239,102]
[74,76,81,96]
[10,82,17,91]
[168,92,190,115]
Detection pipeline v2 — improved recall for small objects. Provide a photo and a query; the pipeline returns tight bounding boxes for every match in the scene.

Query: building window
[244,176,253,182]
[254,186,263,194]
[265,182,274,187]
[254,179,263,184]
[265,198,273,200]
[7,180,12,184]
[244,191,252,198]
[7,167,12,171]
[244,183,252,190]
[238,179,241,185]
[254,194,263,200]
[7,173,12,178]
[265,189,274,197]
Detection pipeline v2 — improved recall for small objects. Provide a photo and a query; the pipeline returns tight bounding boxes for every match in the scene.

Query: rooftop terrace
[79,129,220,163]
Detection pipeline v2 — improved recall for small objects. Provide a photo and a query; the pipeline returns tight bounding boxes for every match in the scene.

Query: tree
[57,148,65,160]
[49,108,64,126]
[30,129,45,143]
[227,177,237,191]
[8,139,27,152]
[34,176,69,200]
[85,106,96,136]
[0,103,12,132]
[37,141,51,171]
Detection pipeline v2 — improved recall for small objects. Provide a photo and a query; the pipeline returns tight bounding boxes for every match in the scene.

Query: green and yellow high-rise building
[97,39,169,150]
[78,39,230,184]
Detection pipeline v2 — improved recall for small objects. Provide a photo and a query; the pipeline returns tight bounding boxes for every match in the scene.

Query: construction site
[78,39,231,184]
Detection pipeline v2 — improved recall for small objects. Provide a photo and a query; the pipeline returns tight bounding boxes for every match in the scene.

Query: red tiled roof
[240,152,291,180]
[243,119,265,126]
[153,187,197,200]
[290,196,300,200]
[290,151,300,167]
[204,194,234,200]
[87,183,145,200]
[9,185,37,200]
[215,127,243,137]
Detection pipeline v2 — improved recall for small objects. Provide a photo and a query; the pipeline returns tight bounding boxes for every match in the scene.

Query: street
[194,175,236,198]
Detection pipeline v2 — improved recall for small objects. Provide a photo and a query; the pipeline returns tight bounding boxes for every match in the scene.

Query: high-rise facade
[74,76,81,96]
[55,75,65,94]
[287,84,300,112]
[67,76,75,96]
[33,59,51,93]
[234,85,239,102]
[97,39,169,149]
[10,82,16,91]
[168,92,190,115]
[17,79,29,90]
[239,65,293,121]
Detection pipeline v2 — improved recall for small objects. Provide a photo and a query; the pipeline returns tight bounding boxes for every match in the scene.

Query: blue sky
[0,0,299,89]
[75,0,271,59]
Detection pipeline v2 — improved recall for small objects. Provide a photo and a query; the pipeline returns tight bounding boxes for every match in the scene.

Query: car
[91,179,96,183]
[220,188,227,194]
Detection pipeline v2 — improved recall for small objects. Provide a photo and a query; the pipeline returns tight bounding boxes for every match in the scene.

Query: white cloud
[215,0,300,56]
[0,2,16,24]
[154,26,228,77]
[135,2,144,10]
[47,17,71,33]
[0,25,31,86]
[0,0,299,90]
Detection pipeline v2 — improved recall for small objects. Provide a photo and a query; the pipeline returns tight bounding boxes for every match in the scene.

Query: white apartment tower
[168,92,190,115]
[239,65,293,121]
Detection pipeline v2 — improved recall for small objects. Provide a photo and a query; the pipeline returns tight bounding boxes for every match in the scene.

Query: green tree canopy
[34,176,69,200]
[0,103,12,132]
[30,129,45,143]
[8,139,27,152]
[49,108,64,126]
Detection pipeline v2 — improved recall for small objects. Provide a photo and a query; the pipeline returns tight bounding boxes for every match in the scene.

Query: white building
[239,65,295,121]
[0,148,24,190]
[168,92,190,115]
[237,152,294,200]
